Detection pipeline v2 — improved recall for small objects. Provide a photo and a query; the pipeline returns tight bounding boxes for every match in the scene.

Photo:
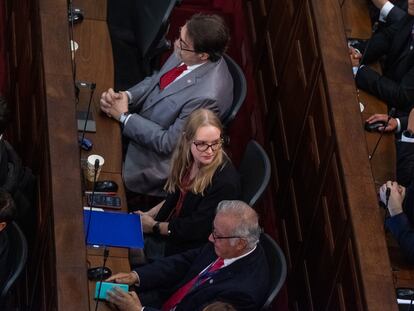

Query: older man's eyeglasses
[178,27,196,53]
[211,228,242,241]
[193,139,223,152]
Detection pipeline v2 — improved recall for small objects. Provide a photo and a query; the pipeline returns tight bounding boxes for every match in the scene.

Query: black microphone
[385,187,391,207]
[369,107,396,161]
[85,158,100,244]
[78,81,96,151]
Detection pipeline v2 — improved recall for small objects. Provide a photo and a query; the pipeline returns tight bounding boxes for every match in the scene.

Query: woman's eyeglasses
[193,139,223,152]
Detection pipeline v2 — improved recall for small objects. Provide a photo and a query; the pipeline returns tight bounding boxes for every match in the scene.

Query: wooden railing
[4,0,128,309]
[245,0,398,309]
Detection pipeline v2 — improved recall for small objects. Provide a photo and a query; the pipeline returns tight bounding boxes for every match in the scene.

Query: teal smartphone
[94,281,129,300]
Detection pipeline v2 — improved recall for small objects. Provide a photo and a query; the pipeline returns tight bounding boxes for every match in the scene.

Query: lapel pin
[187,79,192,83]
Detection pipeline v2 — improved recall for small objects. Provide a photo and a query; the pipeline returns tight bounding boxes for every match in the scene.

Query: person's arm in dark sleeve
[386,213,414,263]
[355,65,414,110]
[386,5,406,25]
[360,19,399,64]
[134,246,203,291]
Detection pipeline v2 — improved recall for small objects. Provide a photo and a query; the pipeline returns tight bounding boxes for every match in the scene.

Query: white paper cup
[85,154,104,183]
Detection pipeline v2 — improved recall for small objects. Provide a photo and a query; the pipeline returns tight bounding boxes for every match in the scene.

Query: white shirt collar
[223,245,257,267]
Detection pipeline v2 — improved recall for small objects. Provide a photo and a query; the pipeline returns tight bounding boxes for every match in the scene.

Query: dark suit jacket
[135,242,270,311]
[396,141,414,186]
[356,15,414,112]
[155,160,241,256]
[386,169,414,263]
[385,1,407,25]
[122,53,233,196]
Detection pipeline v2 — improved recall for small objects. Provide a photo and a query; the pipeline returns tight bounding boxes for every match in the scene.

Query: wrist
[152,221,161,236]
[119,111,130,124]
[389,208,403,217]
[131,271,140,285]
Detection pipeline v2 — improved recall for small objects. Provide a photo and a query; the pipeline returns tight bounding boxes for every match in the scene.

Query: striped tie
[161,258,225,311]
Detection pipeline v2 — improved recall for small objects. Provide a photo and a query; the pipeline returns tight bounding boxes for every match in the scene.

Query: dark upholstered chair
[260,233,287,310]
[221,54,247,127]
[0,222,28,306]
[238,140,271,207]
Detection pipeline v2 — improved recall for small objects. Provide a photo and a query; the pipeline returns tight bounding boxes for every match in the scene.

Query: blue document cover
[83,210,143,248]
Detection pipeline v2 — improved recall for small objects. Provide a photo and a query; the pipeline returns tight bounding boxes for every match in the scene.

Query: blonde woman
[138,108,240,258]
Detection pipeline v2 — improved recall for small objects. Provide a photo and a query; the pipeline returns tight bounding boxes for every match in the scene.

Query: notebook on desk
[83,209,143,248]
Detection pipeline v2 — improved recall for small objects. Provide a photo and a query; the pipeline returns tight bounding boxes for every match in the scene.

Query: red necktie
[159,64,188,90]
[162,258,225,311]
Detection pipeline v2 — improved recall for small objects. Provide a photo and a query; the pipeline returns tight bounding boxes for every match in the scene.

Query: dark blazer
[122,53,233,197]
[396,140,414,186]
[356,15,414,112]
[155,160,241,256]
[386,1,407,25]
[135,242,270,311]
[386,173,414,263]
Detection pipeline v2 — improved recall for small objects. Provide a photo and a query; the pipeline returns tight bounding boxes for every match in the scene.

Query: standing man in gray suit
[100,14,233,198]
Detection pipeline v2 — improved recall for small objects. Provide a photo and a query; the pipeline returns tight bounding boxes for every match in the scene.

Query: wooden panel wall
[245,0,397,310]
[5,0,89,310]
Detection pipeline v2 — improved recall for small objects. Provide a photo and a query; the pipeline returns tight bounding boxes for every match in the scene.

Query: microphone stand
[85,159,100,244]
[79,82,96,150]
[369,108,396,160]
[94,247,109,311]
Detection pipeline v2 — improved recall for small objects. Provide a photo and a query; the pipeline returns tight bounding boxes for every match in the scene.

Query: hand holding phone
[94,281,128,300]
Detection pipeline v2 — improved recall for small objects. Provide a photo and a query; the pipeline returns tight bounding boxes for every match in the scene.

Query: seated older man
[106,200,270,311]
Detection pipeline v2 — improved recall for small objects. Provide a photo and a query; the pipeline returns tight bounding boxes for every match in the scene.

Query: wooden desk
[342,0,373,39]
[341,0,414,293]
[72,1,133,309]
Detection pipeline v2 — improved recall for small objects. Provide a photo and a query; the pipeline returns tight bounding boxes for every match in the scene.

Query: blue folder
[83,210,144,248]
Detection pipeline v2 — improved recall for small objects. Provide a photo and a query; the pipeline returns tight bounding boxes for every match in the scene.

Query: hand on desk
[100,88,129,120]
[366,114,397,132]
[106,272,138,285]
[107,287,142,311]
[349,47,362,67]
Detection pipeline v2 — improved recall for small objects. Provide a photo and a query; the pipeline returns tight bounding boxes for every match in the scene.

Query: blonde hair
[164,108,225,194]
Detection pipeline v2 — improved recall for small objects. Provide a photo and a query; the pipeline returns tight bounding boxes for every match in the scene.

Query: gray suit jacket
[122,53,233,196]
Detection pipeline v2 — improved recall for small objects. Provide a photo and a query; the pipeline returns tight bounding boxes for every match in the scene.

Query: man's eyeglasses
[178,27,196,53]
[211,229,242,241]
[193,139,223,152]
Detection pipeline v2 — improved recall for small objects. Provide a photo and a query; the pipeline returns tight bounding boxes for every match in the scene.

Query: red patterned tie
[159,64,188,90]
[161,258,225,311]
